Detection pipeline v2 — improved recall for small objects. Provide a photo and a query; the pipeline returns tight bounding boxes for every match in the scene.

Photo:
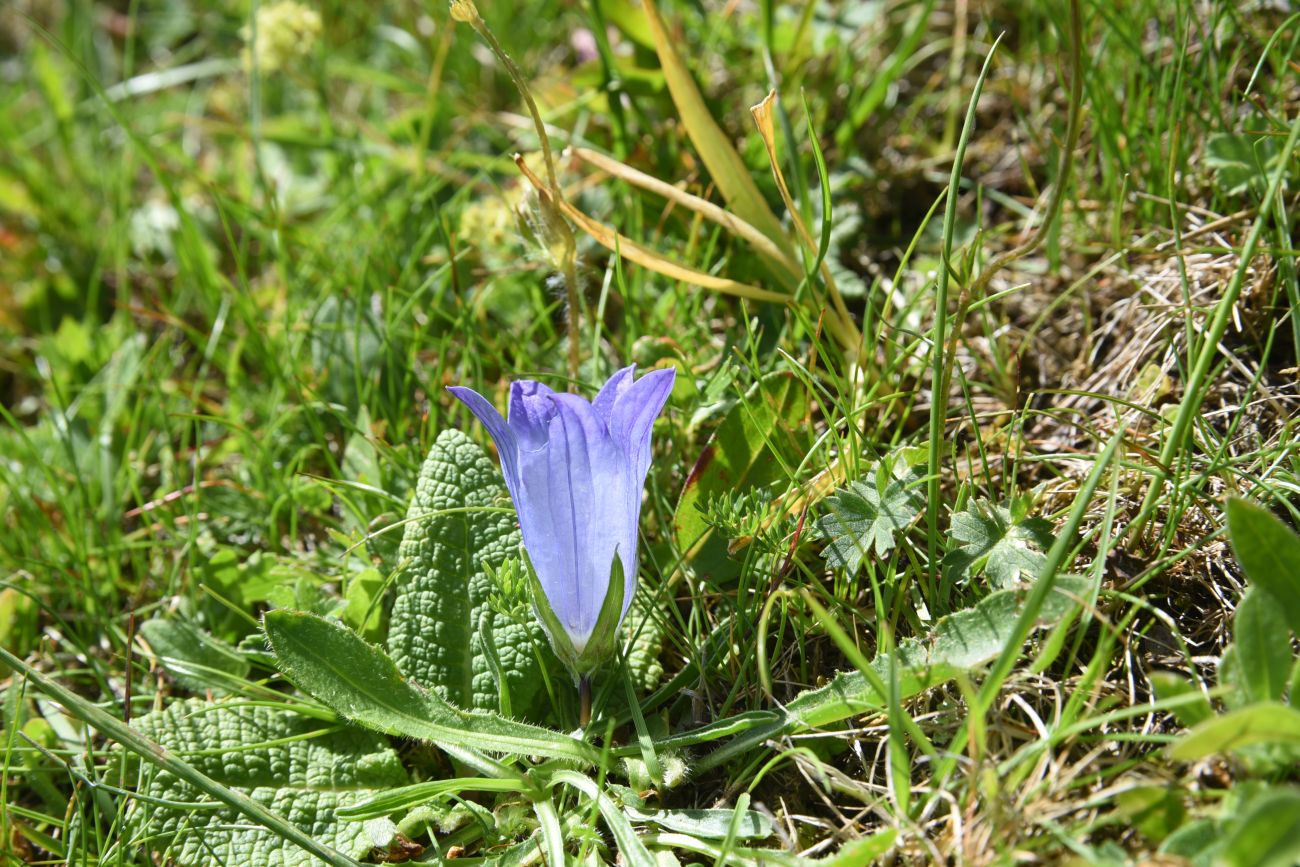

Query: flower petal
[447,386,520,496]
[508,380,558,451]
[609,366,676,486]
[591,364,636,424]
[517,393,633,648]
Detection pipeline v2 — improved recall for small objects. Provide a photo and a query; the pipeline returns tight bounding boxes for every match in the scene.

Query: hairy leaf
[944,498,1054,590]
[124,698,406,867]
[388,429,552,718]
[138,618,250,694]
[1216,787,1300,867]
[1227,497,1300,638]
[266,609,600,764]
[698,576,1091,770]
[1168,703,1300,761]
[1234,587,1292,704]
[817,457,924,572]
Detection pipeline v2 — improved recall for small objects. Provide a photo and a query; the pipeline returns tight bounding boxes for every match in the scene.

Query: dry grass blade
[573,147,802,284]
[513,156,792,304]
[750,91,860,349]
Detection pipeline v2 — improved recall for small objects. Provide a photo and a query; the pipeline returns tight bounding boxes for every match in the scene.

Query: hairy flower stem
[579,674,592,728]
[450,0,582,384]
[561,254,583,388]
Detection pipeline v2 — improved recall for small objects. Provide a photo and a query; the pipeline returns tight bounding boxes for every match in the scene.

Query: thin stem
[925,37,1003,588]
[579,674,592,728]
[451,0,581,385]
[562,253,583,387]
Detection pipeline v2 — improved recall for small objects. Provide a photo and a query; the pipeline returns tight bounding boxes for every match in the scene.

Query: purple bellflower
[448,365,675,676]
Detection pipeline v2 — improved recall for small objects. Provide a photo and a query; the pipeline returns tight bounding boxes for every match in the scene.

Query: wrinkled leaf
[388,429,553,718]
[125,698,406,867]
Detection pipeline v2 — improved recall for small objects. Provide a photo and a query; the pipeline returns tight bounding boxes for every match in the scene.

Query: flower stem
[562,255,582,388]
[450,0,582,386]
[579,674,592,728]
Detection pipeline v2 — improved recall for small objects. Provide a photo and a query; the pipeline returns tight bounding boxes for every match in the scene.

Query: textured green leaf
[266,609,600,764]
[943,498,1054,590]
[625,805,772,840]
[388,429,552,717]
[817,455,924,572]
[1234,587,1292,703]
[338,777,530,821]
[790,576,1087,725]
[125,698,406,867]
[624,595,667,694]
[1227,498,1300,638]
[1168,703,1300,760]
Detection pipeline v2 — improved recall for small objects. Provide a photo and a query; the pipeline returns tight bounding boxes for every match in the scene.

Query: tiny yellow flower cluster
[241,1,322,74]
[448,0,482,26]
[459,197,514,250]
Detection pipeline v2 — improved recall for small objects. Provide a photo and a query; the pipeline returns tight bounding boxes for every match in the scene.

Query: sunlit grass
[2,0,1298,863]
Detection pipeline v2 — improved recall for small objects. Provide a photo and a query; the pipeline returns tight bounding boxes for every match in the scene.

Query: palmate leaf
[387,429,554,718]
[816,456,924,572]
[124,698,406,867]
[944,498,1055,590]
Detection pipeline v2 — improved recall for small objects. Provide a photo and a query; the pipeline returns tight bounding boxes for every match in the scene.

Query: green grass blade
[925,36,1003,588]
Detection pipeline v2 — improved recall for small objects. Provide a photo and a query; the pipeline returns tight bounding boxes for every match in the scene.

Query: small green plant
[1151,499,1300,865]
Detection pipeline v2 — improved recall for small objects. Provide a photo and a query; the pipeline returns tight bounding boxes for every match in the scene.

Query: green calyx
[521,547,626,680]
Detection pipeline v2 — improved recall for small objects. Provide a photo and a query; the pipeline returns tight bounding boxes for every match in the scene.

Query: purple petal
[508,380,558,451]
[609,367,676,487]
[447,386,520,496]
[515,393,634,648]
[591,365,636,424]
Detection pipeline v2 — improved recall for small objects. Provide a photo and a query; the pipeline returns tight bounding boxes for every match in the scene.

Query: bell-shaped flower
[448,365,675,676]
